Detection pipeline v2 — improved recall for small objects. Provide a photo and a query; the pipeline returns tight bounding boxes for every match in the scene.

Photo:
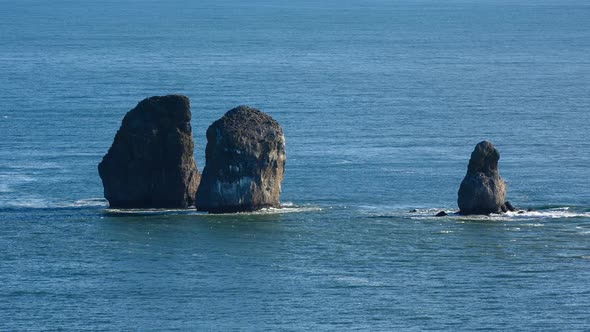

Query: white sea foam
[456,209,590,222]
[103,203,322,216]
[1,197,109,209]
[370,206,590,222]
[521,223,544,227]
[0,173,37,195]
[59,198,109,208]
[104,208,201,215]
[0,174,36,184]
[507,208,590,219]
[259,203,322,214]
[0,198,319,214]
[7,162,62,170]
[7,198,51,209]
[208,203,322,216]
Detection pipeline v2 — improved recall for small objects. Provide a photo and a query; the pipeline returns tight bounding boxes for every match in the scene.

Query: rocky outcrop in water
[98,95,200,208]
[457,141,507,215]
[501,201,516,213]
[195,106,286,213]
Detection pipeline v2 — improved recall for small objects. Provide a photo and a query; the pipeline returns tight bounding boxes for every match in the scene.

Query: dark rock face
[195,106,286,213]
[457,141,507,215]
[98,95,200,208]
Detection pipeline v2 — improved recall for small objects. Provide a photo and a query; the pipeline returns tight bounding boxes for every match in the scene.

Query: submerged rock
[195,106,286,213]
[435,211,448,217]
[98,95,200,208]
[457,141,507,215]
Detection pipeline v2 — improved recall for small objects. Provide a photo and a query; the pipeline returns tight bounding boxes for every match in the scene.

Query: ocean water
[1,0,589,330]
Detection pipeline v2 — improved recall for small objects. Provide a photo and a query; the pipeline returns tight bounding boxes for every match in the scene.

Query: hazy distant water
[1,0,589,330]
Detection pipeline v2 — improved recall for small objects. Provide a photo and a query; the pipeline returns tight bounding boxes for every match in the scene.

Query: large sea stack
[98,95,200,208]
[457,141,507,215]
[195,106,286,213]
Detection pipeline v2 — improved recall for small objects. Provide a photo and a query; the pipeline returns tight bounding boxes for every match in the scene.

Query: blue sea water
[1,0,589,330]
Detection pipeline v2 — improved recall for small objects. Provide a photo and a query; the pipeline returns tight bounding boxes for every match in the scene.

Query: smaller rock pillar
[458,141,507,215]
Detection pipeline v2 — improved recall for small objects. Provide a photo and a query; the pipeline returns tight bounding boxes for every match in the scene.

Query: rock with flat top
[98,95,200,208]
[457,141,507,215]
[195,106,286,213]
